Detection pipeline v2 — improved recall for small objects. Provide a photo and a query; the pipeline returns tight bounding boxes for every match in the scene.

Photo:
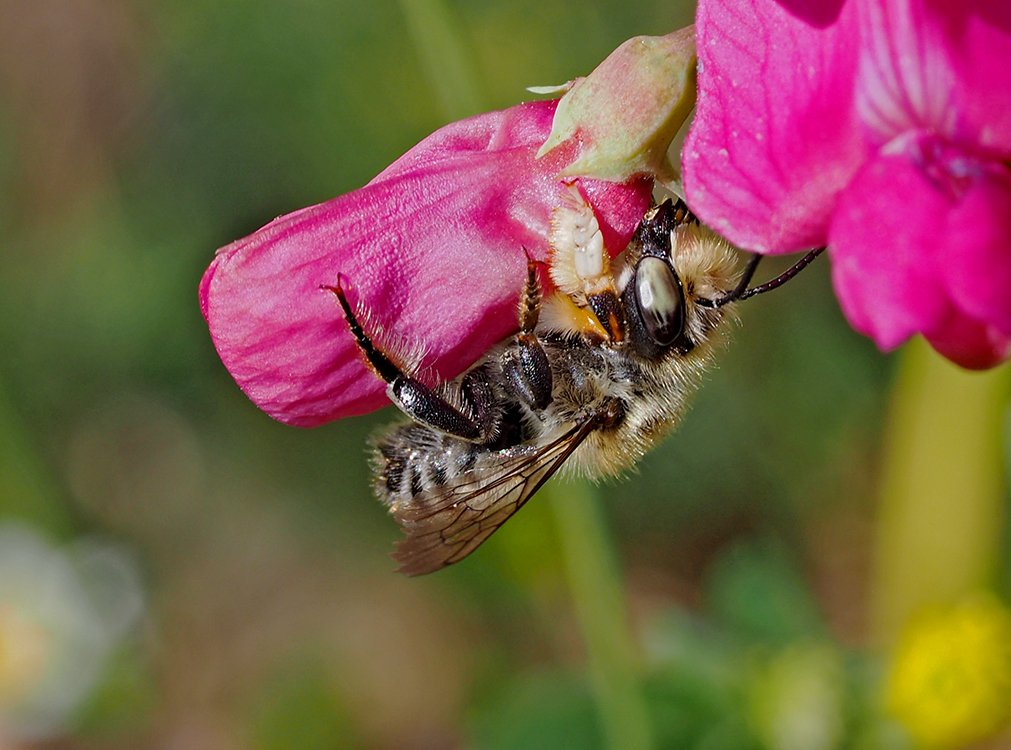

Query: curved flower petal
[853,0,1011,150]
[854,0,957,143]
[687,0,1011,369]
[934,155,1011,336]
[683,0,866,253]
[830,132,1011,362]
[936,0,1011,152]
[201,100,651,427]
[924,310,1011,370]
[828,150,949,349]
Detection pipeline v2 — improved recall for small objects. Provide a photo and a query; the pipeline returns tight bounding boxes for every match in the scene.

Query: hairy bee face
[554,201,739,479]
[332,198,741,574]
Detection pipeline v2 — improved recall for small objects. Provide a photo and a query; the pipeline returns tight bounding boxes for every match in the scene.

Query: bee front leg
[325,279,495,442]
[500,254,553,411]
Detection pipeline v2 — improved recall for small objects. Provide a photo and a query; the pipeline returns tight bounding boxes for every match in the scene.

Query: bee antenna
[698,247,825,308]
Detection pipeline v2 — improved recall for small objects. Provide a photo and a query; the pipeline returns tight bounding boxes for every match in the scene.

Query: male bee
[328,196,821,575]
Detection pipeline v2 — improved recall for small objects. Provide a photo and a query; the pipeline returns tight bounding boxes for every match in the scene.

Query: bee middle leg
[326,278,497,442]
[500,254,553,411]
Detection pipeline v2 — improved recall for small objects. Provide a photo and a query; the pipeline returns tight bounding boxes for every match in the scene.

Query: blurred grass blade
[0,376,72,535]
[548,479,654,750]
[397,0,483,121]
[870,339,1010,642]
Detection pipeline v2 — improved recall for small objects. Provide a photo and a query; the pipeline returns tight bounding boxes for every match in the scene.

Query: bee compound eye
[634,256,685,346]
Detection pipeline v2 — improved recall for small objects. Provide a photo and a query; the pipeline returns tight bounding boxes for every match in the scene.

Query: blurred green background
[1,1,1009,748]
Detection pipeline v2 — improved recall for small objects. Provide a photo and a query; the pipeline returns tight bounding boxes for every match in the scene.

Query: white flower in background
[748,642,845,750]
[0,523,144,742]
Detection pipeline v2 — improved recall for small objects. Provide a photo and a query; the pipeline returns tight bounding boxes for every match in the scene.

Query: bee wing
[391,415,603,576]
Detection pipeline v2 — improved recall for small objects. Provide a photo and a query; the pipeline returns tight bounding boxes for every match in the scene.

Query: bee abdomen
[373,425,481,507]
[378,443,406,494]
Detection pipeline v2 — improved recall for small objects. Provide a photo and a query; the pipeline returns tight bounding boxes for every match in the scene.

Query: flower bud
[537,27,697,187]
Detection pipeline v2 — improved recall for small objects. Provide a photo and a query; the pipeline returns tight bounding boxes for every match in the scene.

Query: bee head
[619,200,738,361]
[618,200,825,361]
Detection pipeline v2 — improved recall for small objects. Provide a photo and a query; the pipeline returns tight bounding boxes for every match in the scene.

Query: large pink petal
[201,101,651,427]
[683,0,866,253]
[827,150,949,349]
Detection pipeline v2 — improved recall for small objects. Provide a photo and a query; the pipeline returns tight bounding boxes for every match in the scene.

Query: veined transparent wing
[391,412,606,575]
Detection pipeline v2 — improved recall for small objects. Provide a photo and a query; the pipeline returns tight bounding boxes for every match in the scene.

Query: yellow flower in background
[886,594,1011,748]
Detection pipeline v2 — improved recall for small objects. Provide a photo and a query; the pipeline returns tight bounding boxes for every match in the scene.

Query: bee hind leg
[501,253,553,411]
[324,277,497,442]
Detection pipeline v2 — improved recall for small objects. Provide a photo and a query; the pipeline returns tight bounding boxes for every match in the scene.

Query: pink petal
[854,0,957,143]
[854,0,1011,152]
[924,308,1011,369]
[372,99,559,181]
[931,0,1011,153]
[201,100,651,427]
[827,150,949,349]
[933,153,1011,336]
[683,0,866,253]
[830,133,1011,368]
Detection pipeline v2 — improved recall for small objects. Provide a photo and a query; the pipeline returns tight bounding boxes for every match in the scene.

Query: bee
[327,197,822,575]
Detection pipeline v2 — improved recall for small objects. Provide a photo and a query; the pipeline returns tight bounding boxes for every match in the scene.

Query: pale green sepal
[537,27,697,184]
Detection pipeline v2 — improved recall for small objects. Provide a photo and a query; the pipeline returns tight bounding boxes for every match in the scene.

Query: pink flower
[201,100,651,426]
[201,31,700,427]
[684,0,1011,368]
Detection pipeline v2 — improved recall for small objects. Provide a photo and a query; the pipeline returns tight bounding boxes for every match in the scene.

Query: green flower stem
[870,339,1010,642]
[547,479,654,750]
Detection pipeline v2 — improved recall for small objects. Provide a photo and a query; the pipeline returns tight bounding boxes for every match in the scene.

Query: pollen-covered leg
[325,278,494,442]
[501,254,553,410]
